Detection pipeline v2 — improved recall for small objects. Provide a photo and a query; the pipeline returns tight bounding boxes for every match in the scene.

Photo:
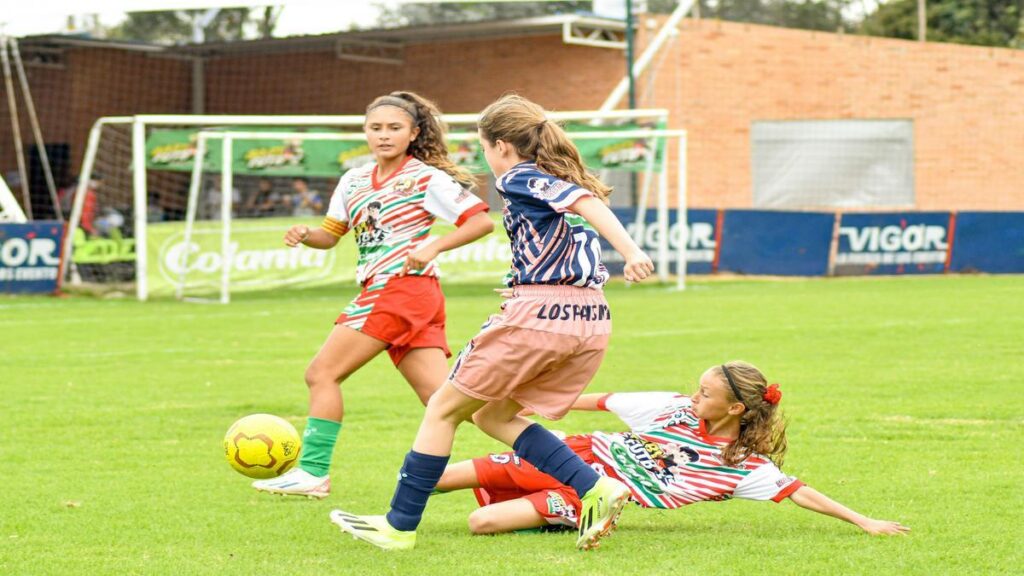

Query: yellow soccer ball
[224,414,302,479]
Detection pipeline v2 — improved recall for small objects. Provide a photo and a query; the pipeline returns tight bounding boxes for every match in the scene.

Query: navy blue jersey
[496,162,609,289]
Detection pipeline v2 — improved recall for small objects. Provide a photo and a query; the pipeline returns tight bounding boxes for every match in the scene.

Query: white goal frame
[63,110,687,301]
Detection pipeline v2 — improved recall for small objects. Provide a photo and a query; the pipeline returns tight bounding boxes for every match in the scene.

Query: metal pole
[132,119,148,301]
[178,133,208,300]
[626,0,636,110]
[676,133,688,290]
[9,38,60,220]
[1,36,31,219]
[220,135,233,304]
[918,0,926,42]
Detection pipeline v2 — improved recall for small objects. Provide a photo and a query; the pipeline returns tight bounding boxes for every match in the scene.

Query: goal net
[62,109,685,301]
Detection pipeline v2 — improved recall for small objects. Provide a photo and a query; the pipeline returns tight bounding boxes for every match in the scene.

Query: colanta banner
[145,123,664,177]
[145,214,512,298]
[0,221,65,294]
[835,212,952,275]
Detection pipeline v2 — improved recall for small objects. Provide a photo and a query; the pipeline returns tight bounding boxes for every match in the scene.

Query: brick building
[2,15,1022,213]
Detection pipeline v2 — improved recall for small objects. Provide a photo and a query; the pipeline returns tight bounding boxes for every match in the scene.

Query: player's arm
[285,224,340,249]
[567,393,610,411]
[788,485,910,536]
[402,211,493,274]
[568,196,653,282]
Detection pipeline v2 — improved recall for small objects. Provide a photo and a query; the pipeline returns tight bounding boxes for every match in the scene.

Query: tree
[861,0,1022,47]
[105,7,281,44]
[369,1,590,28]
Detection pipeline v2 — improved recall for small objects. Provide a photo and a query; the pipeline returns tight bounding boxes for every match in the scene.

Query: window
[752,120,914,209]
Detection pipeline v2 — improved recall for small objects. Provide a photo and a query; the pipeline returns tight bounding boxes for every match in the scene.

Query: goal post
[63,110,686,301]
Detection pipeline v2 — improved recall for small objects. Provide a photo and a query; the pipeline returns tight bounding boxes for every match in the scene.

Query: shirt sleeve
[601,392,687,431]
[732,462,804,502]
[504,170,594,213]
[321,171,352,237]
[422,170,488,226]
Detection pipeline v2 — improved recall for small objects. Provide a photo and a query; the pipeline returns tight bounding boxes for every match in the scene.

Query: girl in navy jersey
[252,91,494,498]
[331,94,655,551]
[436,361,909,537]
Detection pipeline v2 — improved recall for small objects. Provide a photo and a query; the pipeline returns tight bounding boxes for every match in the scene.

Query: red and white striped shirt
[321,155,487,285]
[588,392,803,509]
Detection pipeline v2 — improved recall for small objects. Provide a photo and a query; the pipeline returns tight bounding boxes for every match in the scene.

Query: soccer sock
[513,423,600,497]
[386,450,450,532]
[298,417,341,477]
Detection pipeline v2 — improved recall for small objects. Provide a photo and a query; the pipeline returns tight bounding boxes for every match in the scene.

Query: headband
[721,364,783,407]
[367,96,419,122]
[721,364,747,408]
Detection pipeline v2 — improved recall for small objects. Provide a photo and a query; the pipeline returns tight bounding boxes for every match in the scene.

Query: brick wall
[2,21,1022,211]
[643,18,1024,210]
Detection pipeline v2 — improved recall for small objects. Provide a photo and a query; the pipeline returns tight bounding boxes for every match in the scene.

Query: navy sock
[513,423,599,497]
[386,450,450,532]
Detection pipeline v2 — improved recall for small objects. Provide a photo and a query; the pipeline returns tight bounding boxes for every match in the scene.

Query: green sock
[298,417,341,477]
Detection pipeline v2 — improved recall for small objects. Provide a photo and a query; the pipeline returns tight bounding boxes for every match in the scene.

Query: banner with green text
[145,215,513,298]
[145,124,664,178]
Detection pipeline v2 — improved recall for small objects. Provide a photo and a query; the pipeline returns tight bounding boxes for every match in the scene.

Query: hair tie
[763,383,782,405]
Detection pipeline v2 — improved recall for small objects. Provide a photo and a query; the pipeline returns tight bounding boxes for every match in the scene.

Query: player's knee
[467,509,499,535]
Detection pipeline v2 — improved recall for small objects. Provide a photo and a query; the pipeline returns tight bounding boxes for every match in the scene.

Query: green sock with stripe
[298,417,341,478]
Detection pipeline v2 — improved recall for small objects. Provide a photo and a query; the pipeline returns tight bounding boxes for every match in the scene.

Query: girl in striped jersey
[253,92,494,498]
[436,361,910,536]
[331,95,654,551]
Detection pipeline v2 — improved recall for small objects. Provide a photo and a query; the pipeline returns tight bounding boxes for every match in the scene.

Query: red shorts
[335,275,450,366]
[471,435,597,528]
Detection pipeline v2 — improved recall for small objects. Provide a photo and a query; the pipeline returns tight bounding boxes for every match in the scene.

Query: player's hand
[859,519,910,536]
[623,250,655,282]
[284,225,310,247]
[401,244,440,276]
[494,288,515,299]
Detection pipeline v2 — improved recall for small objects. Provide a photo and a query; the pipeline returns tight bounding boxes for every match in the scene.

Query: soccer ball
[223,414,302,479]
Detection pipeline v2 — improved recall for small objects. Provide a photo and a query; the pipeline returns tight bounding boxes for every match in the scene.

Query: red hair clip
[763,383,782,405]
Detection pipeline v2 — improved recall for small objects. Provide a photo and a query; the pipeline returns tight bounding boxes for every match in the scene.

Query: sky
[0,1,394,38]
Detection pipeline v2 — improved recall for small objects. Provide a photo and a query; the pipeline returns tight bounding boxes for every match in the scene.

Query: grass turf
[1,275,1021,575]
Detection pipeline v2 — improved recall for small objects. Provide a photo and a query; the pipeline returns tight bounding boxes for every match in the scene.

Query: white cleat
[330,510,416,551]
[252,468,330,499]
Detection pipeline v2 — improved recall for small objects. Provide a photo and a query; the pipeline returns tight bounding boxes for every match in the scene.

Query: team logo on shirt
[391,176,417,197]
[353,201,391,246]
[527,177,573,201]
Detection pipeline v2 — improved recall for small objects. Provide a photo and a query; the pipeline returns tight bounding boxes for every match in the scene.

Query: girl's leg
[384,382,485,531]
[300,325,388,476]
[435,460,481,492]
[395,347,449,406]
[467,499,547,535]
[474,398,601,507]
[305,325,389,421]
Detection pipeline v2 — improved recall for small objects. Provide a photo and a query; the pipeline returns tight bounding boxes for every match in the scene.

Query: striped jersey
[588,392,803,508]
[321,155,487,285]
[496,162,608,289]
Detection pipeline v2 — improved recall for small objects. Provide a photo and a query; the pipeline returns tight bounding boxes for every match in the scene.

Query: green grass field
[2,276,1022,575]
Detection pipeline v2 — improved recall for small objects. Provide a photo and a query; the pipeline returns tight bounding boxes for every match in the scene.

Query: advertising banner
[0,221,65,293]
[601,208,717,275]
[145,124,664,177]
[835,212,951,275]
[146,214,512,298]
[950,212,1024,273]
[718,210,834,276]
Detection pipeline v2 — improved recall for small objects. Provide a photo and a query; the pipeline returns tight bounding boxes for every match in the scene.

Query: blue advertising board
[602,208,718,275]
[0,221,66,294]
[835,212,951,275]
[717,210,834,276]
[950,212,1024,273]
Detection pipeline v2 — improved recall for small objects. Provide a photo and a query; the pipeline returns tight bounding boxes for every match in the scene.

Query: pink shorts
[448,285,611,420]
